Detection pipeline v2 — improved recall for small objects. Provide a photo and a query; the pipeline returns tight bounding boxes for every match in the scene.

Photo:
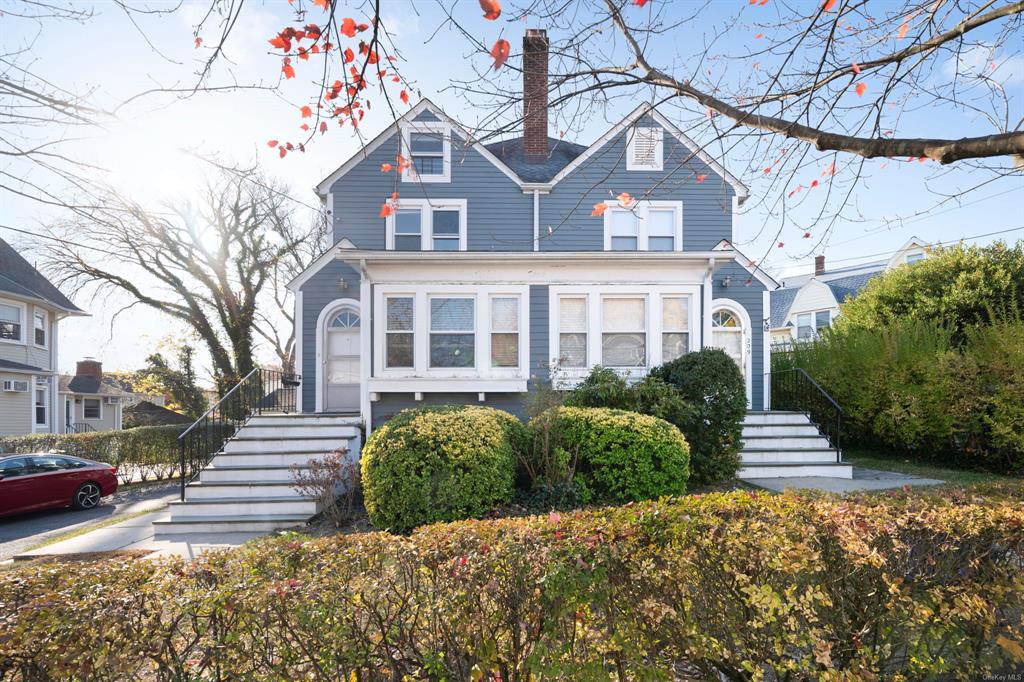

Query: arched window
[330,310,360,329]
[712,310,739,328]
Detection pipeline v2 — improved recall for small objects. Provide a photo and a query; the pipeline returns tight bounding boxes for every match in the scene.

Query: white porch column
[359,263,372,431]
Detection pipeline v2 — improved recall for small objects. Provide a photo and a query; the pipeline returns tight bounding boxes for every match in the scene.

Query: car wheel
[73,482,102,510]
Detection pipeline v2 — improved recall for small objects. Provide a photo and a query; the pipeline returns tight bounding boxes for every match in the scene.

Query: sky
[1,0,1021,378]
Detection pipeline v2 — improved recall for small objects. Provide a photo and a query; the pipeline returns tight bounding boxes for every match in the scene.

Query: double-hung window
[429,297,475,368]
[796,310,831,340]
[558,297,588,368]
[490,296,519,368]
[401,123,451,183]
[83,398,101,420]
[602,201,682,252]
[386,200,466,251]
[0,301,22,342]
[661,297,689,362]
[601,297,646,367]
[33,310,47,347]
[385,297,414,368]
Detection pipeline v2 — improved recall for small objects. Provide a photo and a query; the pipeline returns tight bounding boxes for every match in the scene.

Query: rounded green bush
[536,406,690,504]
[361,405,525,532]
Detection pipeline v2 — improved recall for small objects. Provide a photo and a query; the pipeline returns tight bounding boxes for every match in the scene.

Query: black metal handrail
[65,423,95,434]
[768,368,842,460]
[178,368,301,501]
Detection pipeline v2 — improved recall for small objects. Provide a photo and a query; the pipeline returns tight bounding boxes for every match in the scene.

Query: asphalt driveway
[0,480,178,561]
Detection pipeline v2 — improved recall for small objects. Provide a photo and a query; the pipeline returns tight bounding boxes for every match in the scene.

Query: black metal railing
[178,368,301,501]
[65,423,96,434]
[768,368,842,459]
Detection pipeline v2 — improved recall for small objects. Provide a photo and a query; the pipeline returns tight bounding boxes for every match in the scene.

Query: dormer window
[626,126,663,171]
[401,122,451,183]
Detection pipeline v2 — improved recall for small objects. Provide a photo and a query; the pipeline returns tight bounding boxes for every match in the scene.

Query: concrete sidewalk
[745,466,944,494]
[13,508,271,562]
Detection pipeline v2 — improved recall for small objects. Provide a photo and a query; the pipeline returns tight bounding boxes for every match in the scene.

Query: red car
[0,454,118,518]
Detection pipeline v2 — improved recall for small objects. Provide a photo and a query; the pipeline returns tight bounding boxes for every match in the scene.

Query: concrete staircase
[154,414,361,536]
[738,411,853,479]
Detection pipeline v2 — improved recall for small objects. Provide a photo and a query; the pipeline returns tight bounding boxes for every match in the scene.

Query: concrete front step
[186,481,301,499]
[211,450,348,467]
[201,464,302,483]
[743,411,811,426]
[741,435,834,450]
[739,462,854,479]
[247,414,360,427]
[154,514,309,535]
[240,425,359,439]
[741,450,842,464]
[224,436,354,454]
[742,423,822,437]
[168,496,318,517]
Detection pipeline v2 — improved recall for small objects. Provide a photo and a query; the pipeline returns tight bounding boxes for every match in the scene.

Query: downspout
[532,189,540,252]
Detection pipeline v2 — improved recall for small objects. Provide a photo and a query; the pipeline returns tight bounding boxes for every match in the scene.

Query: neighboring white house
[58,359,128,433]
[770,237,930,347]
[0,237,88,436]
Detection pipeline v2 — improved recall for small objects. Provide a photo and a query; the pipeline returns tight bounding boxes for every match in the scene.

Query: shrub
[1,490,1022,680]
[536,406,689,503]
[837,240,1024,339]
[360,405,524,531]
[291,450,362,528]
[650,348,746,484]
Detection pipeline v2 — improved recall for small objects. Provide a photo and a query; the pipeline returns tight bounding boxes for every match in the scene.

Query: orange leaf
[300,105,312,118]
[490,39,510,70]
[269,35,290,50]
[755,33,764,39]
[319,121,328,134]
[634,0,649,5]
[855,82,867,97]
[851,61,861,74]
[313,0,329,8]
[763,167,771,174]
[897,19,908,39]
[340,18,358,37]
[279,146,288,159]
[392,75,401,83]
[696,174,707,183]
[267,140,279,148]
[379,203,393,218]
[617,192,634,208]
[300,123,310,131]
[344,47,355,63]
[390,191,399,201]
[400,89,410,104]
[380,163,393,173]
[810,179,819,188]
[822,0,837,10]
[194,37,203,49]
[479,0,501,20]
[282,58,296,79]
[591,203,608,216]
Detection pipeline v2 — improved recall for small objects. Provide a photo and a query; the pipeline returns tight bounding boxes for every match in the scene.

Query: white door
[710,306,751,406]
[324,307,361,412]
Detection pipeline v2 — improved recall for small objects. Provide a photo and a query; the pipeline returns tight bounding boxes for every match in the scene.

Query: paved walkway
[745,466,944,494]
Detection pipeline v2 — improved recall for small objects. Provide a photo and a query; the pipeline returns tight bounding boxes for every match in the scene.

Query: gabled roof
[484,136,588,183]
[770,269,882,329]
[769,287,800,329]
[0,238,84,313]
[825,271,880,303]
[59,375,129,396]
[713,240,779,290]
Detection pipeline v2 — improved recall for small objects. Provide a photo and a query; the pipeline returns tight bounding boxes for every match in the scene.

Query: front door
[324,306,361,412]
[710,304,752,407]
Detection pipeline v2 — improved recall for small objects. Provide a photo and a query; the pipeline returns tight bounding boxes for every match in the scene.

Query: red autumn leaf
[367,51,379,64]
[490,39,510,70]
[379,203,393,218]
[267,140,279,148]
[479,0,501,20]
[194,37,203,49]
[777,241,784,248]
[803,232,812,238]
[755,33,765,39]
[758,0,768,4]
[897,19,908,39]
[591,203,608,216]
[340,17,358,38]
[313,0,329,8]
[823,162,836,176]
[305,24,322,39]
[696,174,707,183]
[617,192,634,207]
[279,146,288,158]
[810,179,819,188]
[763,167,771,174]
[392,75,401,83]
[300,123,310,131]
[851,62,861,74]
[390,191,399,201]
[400,89,410,104]
[634,0,649,5]
[344,47,355,63]
[855,82,867,97]
[381,163,393,173]
[282,58,296,79]
[822,0,837,10]
[300,105,312,118]
[269,35,290,51]
[319,121,328,134]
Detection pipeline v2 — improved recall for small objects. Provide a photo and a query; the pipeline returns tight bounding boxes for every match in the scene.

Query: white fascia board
[286,237,359,292]
[314,98,524,196]
[334,248,734,266]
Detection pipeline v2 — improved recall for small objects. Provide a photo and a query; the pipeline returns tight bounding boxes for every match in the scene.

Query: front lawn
[844,446,1015,486]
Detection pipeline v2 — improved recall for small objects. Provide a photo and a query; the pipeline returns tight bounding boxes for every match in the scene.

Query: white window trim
[428,294,476,372]
[400,121,452,183]
[383,295,415,370]
[33,383,49,432]
[660,295,692,364]
[626,126,664,171]
[600,294,648,369]
[0,297,26,346]
[82,396,102,420]
[548,285,700,385]
[373,284,529,381]
[795,308,832,340]
[385,198,468,252]
[601,200,683,252]
[33,308,48,349]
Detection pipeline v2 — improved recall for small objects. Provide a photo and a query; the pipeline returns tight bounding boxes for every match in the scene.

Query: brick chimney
[523,28,549,163]
[76,358,102,381]
[814,255,826,277]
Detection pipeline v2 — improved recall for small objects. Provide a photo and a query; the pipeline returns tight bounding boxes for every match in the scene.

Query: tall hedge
[361,405,525,532]
[2,489,1021,679]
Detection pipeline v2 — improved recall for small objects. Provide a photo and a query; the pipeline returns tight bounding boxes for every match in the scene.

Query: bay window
[601,297,646,367]
[429,297,475,368]
[0,301,22,342]
[385,297,414,368]
[558,296,587,368]
[602,201,682,251]
[386,199,467,251]
[490,296,519,368]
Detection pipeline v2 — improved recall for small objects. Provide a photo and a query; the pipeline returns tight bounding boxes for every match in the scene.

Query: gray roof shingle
[0,238,83,312]
[484,136,588,183]
[770,269,883,328]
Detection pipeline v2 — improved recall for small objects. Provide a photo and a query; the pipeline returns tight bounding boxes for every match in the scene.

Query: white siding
[786,280,838,327]
[0,388,31,435]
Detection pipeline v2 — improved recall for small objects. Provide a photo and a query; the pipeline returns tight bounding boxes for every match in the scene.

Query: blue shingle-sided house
[287,29,778,430]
